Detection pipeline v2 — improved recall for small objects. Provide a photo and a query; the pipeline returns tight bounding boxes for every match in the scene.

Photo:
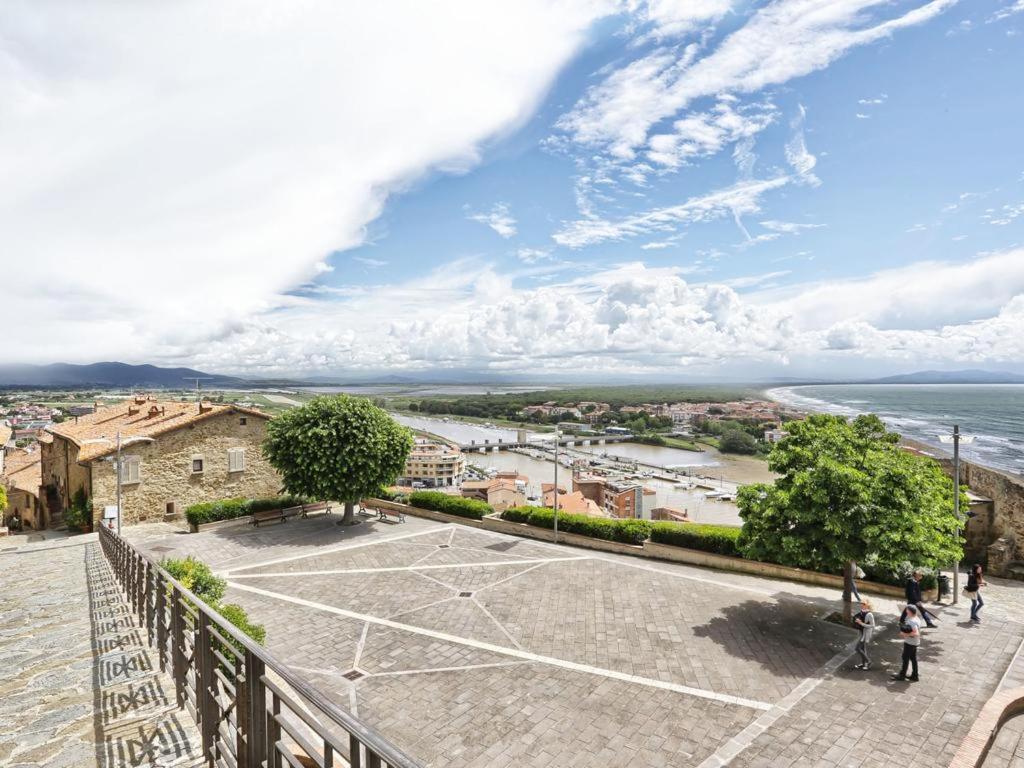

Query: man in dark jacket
[899,570,938,628]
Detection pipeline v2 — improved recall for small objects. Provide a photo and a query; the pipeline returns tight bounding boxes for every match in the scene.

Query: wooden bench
[300,502,332,518]
[377,506,406,524]
[252,509,285,527]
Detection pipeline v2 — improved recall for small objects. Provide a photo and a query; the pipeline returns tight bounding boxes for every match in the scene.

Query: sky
[2,0,1024,381]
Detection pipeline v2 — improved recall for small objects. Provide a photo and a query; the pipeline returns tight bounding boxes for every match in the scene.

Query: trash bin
[938,573,951,598]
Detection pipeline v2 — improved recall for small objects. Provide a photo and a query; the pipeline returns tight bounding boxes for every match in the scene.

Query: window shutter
[121,456,141,483]
[228,448,245,472]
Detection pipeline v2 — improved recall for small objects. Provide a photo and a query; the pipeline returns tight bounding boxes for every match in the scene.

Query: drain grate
[458,591,473,598]
[342,670,364,681]
[485,541,517,552]
[437,544,450,549]
[150,545,174,553]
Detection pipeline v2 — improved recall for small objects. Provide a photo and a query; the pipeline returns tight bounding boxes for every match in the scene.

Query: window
[191,456,205,474]
[228,448,246,473]
[239,417,247,426]
[120,456,141,484]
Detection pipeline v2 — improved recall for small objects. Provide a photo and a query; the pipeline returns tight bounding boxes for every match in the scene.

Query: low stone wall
[949,686,1024,767]
[374,499,921,598]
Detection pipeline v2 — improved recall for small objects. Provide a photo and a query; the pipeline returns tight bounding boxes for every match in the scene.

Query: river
[392,413,743,526]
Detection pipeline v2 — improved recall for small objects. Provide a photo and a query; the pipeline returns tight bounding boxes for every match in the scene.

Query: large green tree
[737,414,964,607]
[263,395,413,525]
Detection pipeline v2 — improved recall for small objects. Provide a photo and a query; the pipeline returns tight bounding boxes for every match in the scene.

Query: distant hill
[0,362,249,388]
[868,369,1024,385]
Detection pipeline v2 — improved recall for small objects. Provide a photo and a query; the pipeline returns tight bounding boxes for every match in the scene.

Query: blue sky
[3,1,1024,378]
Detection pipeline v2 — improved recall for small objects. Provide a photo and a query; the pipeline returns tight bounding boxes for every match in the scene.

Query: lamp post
[83,432,156,535]
[552,428,561,543]
[939,425,975,603]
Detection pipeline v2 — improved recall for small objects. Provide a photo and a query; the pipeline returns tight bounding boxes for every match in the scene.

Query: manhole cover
[458,592,473,598]
[437,544,450,549]
[150,545,174,553]
[342,670,364,681]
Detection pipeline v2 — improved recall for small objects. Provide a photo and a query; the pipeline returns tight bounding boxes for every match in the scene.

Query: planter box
[482,514,645,556]
[190,514,255,534]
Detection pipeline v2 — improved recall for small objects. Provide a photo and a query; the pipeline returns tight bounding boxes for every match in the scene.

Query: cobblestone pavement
[982,712,1024,767]
[124,517,1024,768]
[0,535,203,767]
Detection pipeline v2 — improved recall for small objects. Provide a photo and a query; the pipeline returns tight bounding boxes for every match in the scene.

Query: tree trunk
[843,560,855,625]
[342,500,356,526]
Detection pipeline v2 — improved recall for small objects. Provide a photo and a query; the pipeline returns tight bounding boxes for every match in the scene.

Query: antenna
[183,377,214,407]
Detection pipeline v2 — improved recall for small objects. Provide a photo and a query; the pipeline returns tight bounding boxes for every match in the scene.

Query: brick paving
[0,535,203,767]
[125,517,1024,767]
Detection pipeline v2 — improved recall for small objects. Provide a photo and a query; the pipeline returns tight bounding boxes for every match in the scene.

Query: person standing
[967,564,986,623]
[900,570,938,628]
[892,604,921,682]
[852,598,875,670]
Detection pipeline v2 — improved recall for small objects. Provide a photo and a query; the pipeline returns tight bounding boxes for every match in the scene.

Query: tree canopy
[719,429,759,455]
[0,485,7,515]
[737,413,963,577]
[263,395,413,524]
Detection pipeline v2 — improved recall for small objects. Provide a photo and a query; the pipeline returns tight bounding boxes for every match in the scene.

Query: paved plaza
[118,514,1024,767]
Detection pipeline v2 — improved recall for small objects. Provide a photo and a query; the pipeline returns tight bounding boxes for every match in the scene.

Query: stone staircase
[0,536,205,766]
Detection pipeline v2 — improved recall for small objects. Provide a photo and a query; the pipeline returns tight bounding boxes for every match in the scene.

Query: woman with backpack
[852,598,876,670]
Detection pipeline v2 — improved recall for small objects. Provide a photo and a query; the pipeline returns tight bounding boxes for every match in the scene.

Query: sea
[767,384,1024,477]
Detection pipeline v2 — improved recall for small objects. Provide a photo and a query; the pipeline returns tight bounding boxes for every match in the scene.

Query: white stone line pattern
[229,581,773,712]
[220,525,451,575]
[473,561,556,593]
[227,556,590,579]
[371,660,533,678]
[587,554,780,598]
[694,636,860,768]
[472,597,524,650]
[352,622,370,670]
[408,569,459,591]
[387,595,459,621]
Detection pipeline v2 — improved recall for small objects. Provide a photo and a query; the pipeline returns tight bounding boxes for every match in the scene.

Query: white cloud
[0,1,611,363]
[515,247,552,263]
[784,104,820,185]
[557,0,957,161]
[631,0,734,39]
[646,99,777,170]
[352,256,387,268]
[760,220,825,234]
[468,202,518,238]
[858,94,888,105]
[855,112,871,119]
[989,1,1024,22]
[906,223,928,232]
[553,176,789,248]
[984,202,1024,226]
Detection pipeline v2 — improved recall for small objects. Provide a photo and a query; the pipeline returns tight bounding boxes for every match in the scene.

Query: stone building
[396,437,465,489]
[41,397,281,528]
[2,447,43,529]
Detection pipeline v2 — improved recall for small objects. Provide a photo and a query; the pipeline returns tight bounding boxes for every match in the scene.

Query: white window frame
[191,455,205,474]
[120,455,141,484]
[228,447,246,473]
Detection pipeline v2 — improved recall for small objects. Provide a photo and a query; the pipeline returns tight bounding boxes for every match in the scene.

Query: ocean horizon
[767,383,1024,478]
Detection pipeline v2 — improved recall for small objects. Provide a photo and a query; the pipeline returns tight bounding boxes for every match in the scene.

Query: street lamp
[939,425,975,603]
[82,431,156,535]
[552,428,561,543]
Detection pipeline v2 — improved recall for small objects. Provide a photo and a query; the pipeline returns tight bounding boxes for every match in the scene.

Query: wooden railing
[98,524,422,768]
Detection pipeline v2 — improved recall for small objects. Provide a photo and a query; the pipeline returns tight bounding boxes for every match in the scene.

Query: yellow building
[397,437,465,489]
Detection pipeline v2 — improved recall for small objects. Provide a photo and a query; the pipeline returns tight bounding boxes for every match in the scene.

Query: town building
[396,437,465,489]
[541,484,603,516]
[2,447,43,530]
[573,475,655,519]
[41,397,280,528]
[764,428,789,443]
[462,472,527,512]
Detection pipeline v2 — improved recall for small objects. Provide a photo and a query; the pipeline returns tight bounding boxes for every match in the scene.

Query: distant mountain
[0,362,248,388]
[867,369,1024,385]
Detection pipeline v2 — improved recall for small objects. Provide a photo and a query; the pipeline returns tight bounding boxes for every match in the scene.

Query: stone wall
[88,411,282,526]
[5,487,41,530]
[937,457,1024,575]
[42,436,91,513]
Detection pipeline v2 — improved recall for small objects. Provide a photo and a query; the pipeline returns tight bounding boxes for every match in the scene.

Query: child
[967,564,986,623]
[852,599,875,670]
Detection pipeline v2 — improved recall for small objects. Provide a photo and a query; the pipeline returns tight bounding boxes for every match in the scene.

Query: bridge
[456,433,635,452]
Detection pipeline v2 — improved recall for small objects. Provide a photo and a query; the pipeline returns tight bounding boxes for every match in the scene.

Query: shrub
[219,602,266,645]
[161,556,227,604]
[649,521,742,557]
[501,506,652,545]
[65,488,93,530]
[185,495,310,526]
[408,491,492,520]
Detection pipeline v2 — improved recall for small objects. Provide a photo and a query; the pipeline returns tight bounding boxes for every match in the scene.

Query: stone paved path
[0,535,204,767]
[125,517,1024,768]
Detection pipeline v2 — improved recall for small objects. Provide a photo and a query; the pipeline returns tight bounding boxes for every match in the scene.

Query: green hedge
[185,495,310,526]
[501,506,652,545]
[649,521,742,557]
[408,491,492,520]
